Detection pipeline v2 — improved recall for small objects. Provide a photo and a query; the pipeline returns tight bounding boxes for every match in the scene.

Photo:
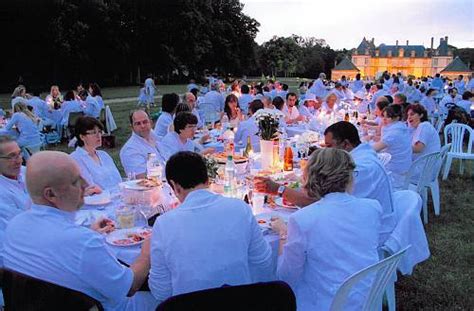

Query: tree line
[1,0,471,93]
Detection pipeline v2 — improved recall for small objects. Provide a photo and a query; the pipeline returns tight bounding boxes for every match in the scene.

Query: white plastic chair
[442,123,474,180]
[329,247,410,311]
[403,144,450,224]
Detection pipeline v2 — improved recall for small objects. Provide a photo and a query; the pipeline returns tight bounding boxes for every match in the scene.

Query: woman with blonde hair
[0,102,41,148]
[10,85,27,110]
[275,148,382,310]
[45,85,63,110]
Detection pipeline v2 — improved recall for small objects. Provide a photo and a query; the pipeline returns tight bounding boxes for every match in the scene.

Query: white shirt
[84,95,101,118]
[298,104,313,119]
[285,105,300,122]
[203,91,225,113]
[308,78,327,99]
[467,78,474,92]
[70,147,122,191]
[439,94,462,115]
[2,204,153,310]
[456,99,472,114]
[191,108,204,128]
[60,100,84,125]
[158,132,203,162]
[239,94,254,115]
[149,189,273,303]
[234,115,260,151]
[420,96,436,116]
[411,121,441,162]
[154,112,174,138]
[0,167,31,267]
[0,112,41,148]
[277,193,382,311]
[454,80,465,94]
[380,121,412,186]
[27,97,50,120]
[351,143,395,241]
[351,80,364,93]
[120,132,165,176]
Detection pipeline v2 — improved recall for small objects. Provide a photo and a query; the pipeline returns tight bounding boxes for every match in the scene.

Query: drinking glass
[252,193,265,215]
[115,206,135,229]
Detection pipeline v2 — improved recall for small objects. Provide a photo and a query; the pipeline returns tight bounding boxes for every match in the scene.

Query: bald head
[27,151,87,211]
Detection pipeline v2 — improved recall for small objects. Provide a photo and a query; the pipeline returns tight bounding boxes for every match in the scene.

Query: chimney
[396,40,399,46]
[406,40,409,45]
[431,37,434,50]
[445,36,448,44]
[371,38,374,45]
[440,37,443,45]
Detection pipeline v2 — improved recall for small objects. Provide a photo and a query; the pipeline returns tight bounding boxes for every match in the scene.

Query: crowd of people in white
[0,70,473,310]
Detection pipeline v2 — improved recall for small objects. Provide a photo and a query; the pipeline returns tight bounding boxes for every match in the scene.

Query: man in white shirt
[149,151,273,303]
[467,73,474,92]
[183,92,203,128]
[284,93,303,124]
[234,100,264,151]
[0,137,31,266]
[456,91,473,114]
[454,75,465,94]
[2,151,156,310]
[120,110,165,179]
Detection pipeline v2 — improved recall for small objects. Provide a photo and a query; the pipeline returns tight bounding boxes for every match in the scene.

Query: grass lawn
[3,83,473,309]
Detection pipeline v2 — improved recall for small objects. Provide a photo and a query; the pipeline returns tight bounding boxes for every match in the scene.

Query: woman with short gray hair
[275,148,383,310]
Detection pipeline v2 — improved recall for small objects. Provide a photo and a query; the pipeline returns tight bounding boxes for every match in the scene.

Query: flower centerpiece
[254,108,284,169]
[204,156,219,180]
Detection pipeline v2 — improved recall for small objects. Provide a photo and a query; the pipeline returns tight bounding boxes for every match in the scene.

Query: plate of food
[213,152,248,164]
[84,191,111,206]
[120,179,162,191]
[255,213,273,229]
[274,197,300,210]
[106,227,152,247]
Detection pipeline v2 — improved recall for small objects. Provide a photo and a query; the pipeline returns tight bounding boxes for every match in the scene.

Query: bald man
[183,92,203,128]
[2,151,157,310]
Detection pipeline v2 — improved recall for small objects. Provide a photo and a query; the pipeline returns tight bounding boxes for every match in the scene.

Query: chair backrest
[2,268,103,311]
[68,111,85,128]
[329,247,409,311]
[156,281,296,311]
[444,123,473,154]
[404,151,441,191]
[99,108,107,129]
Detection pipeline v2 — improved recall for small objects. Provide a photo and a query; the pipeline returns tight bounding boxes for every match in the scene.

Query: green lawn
[3,83,473,309]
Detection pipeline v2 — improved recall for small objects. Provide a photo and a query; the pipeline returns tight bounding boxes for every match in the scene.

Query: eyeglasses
[85,130,103,136]
[0,152,22,161]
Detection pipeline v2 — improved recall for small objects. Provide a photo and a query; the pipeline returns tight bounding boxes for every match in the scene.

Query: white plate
[274,197,300,209]
[255,213,274,229]
[84,191,111,206]
[105,227,152,247]
[119,180,155,191]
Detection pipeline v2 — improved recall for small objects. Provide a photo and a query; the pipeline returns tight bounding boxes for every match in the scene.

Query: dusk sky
[241,0,474,50]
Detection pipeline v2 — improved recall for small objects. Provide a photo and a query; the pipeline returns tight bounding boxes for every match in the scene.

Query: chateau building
[332,36,471,80]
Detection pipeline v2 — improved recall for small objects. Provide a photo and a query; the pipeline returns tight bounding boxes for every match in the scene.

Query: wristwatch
[277,185,286,197]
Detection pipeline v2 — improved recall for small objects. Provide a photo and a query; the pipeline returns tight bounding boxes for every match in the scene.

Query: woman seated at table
[406,103,441,161]
[222,94,243,128]
[275,148,382,310]
[88,82,104,110]
[60,90,84,126]
[372,104,412,188]
[159,112,214,162]
[0,102,41,149]
[70,116,121,192]
[321,93,338,114]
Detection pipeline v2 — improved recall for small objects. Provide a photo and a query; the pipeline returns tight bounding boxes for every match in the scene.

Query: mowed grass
[2,82,473,309]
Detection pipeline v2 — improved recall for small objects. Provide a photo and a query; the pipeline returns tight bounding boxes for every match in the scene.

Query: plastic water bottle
[224,154,236,197]
[146,153,162,182]
[221,114,230,133]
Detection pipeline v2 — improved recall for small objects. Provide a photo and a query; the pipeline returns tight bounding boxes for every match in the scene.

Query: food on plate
[110,228,152,246]
[257,219,267,224]
[213,152,248,163]
[136,179,162,188]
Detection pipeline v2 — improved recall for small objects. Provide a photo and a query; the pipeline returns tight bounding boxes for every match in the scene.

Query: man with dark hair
[234,99,264,151]
[457,91,473,114]
[439,87,462,115]
[158,112,213,161]
[149,151,273,303]
[284,92,303,124]
[154,93,179,138]
[120,110,164,178]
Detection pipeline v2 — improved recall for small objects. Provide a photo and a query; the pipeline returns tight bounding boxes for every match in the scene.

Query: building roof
[333,57,359,71]
[441,56,470,73]
[356,37,376,55]
[377,44,425,57]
